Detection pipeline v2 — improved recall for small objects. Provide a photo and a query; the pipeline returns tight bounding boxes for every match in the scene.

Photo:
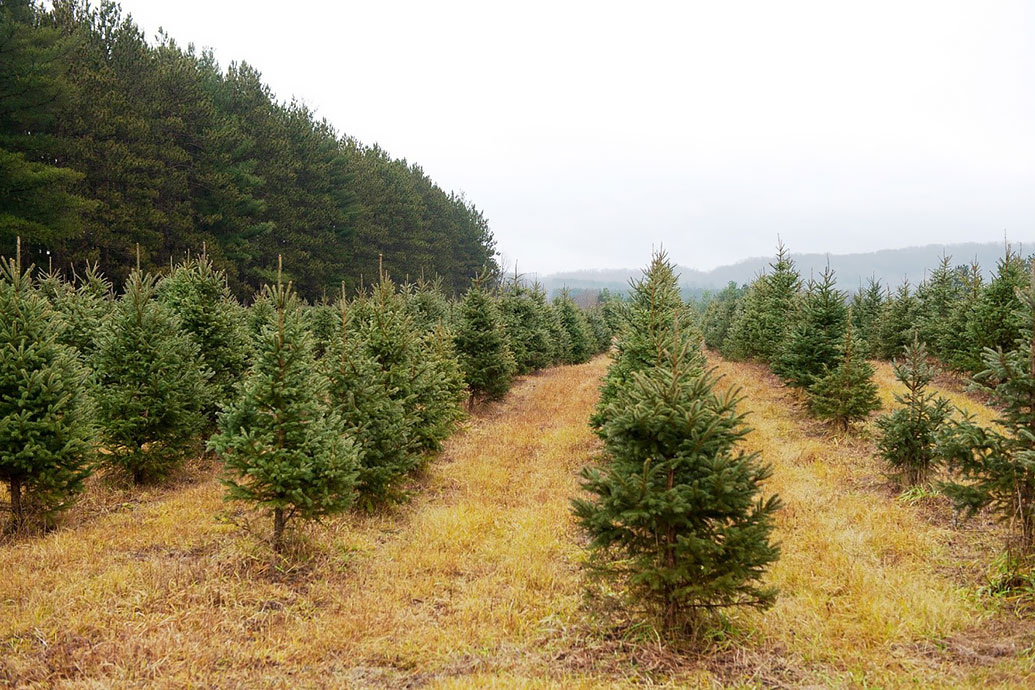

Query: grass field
[2,354,1034,688]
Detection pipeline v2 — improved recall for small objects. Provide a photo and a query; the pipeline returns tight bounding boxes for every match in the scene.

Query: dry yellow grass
[2,353,1034,688]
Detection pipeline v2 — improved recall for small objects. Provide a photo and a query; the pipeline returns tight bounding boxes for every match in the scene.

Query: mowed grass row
[705,354,1035,688]
[0,357,614,688]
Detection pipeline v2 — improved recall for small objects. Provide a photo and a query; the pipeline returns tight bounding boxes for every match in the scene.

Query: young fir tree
[304,301,338,359]
[876,337,951,486]
[807,323,881,432]
[1,255,95,530]
[574,320,781,631]
[584,307,613,354]
[876,281,920,360]
[916,255,961,362]
[410,323,467,452]
[407,275,451,334]
[544,297,572,366]
[324,289,417,504]
[210,273,358,552]
[499,277,553,374]
[723,272,769,360]
[756,241,801,363]
[939,264,1035,560]
[554,291,594,364]
[454,280,516,402]
[774,266,848,388]
[93,270,210,483]
[158,254,248,419]
[593,250,688,428]
[702,281,744,351]
[850,276,885,359]
[942,260,984,374]
[962,247,1026,375]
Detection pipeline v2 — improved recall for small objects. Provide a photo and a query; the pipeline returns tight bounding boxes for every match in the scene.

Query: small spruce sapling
[876,337,951,486]
[0,255,95,530]
[210,269,358,552]
[808,323,881,432]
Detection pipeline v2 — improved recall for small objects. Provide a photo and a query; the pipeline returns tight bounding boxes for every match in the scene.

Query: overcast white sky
[116,0,1035,275]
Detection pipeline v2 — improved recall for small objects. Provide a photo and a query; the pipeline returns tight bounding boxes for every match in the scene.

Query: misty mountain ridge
[541,241,1029,297]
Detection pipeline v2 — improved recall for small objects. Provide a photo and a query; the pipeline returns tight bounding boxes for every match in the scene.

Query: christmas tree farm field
[3,350,1034,687]
[2,356,625,687]
[699,353,1035,687]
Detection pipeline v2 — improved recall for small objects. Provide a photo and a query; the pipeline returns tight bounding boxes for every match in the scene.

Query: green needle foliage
[1,255,95,530]
[324,293,416,505]
[93,269,209,483]
[454,280,516,402]
[940,266,1035,561]
[876,281,920,360]
[499,278,554,374]
[159,254,248,420]
[575,326,781,633]
[850,276,885,359]
[807,323,881,433]
[210,274,358,552]
[410,324,467,453]
[554,291,594,365]
[774,266,848,388]
[876,337,951,486]
[593,250,688,427]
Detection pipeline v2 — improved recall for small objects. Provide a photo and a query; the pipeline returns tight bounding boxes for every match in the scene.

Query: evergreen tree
[962,247,1026,374]
[209,273,358,552]
[324,291,416,504]
[554,291,594,365]
[807,323,881,432]
[93,269,209,483]
[850,276,885,358]
[499,278,553,374]
[942,260,983,373]
[584,307,613,354]
[304,302,338,359]
[593,250,689,426]
[410,323,467,452]
[574,323,780,631]
[723,273,769,360]
[701,281,743,351]
[876,337,951,485]
[774,266,848,388]
[454,280,516,402]
[876,281,920,360]
[158,254,248,419]
[757,241,801,362]
[407,276,451,333]
[940,265,1035,559]
[915,255,961,361]
[0,254,95,530]
[544,297,572,366]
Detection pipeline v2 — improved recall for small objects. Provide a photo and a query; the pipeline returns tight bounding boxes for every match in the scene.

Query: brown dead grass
[2,353,1034,688]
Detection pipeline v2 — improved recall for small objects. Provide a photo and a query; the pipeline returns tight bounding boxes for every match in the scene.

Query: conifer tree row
[0,243,609,541]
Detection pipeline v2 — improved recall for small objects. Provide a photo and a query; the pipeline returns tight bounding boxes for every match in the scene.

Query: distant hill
[541,241,1028,298]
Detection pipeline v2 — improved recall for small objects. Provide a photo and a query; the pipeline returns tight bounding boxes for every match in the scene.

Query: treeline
[0,0,496,299]
[701,241,1035,579]
[0,249,611,549]
[704,243,1029,381]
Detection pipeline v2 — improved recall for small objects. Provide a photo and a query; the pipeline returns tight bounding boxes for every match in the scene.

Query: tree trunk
[8,477,23,532]
[273,506,286,553]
